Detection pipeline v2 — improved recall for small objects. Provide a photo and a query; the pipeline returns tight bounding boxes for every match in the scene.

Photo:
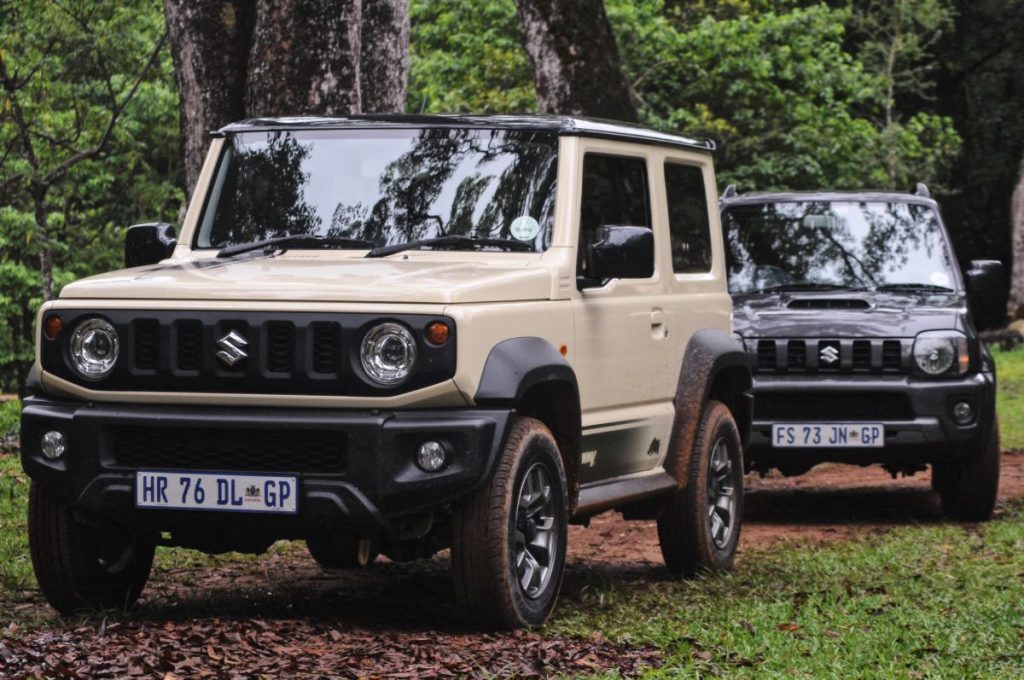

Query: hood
[58,254,554,304]
[732,291,967,338]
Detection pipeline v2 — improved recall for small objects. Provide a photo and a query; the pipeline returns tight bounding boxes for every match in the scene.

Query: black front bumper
[747,371,996,463]
[20,397,511,537]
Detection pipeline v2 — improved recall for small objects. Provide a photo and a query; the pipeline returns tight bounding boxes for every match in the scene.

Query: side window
[578,154,651,275]
[665,162,712,273]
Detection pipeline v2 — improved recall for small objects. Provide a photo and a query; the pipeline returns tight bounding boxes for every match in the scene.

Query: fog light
[416,440,448,472]
[41,431,65,459]
[952,401,974,425]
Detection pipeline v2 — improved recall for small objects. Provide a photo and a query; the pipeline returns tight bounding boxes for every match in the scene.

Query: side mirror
[965,259,1003,298]
[125,223,177,268]
[579,225,654,289]
[965,259,1006,331]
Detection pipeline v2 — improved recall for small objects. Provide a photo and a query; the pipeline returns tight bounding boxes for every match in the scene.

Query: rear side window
[664,163,712,273]
[578,154,651,275]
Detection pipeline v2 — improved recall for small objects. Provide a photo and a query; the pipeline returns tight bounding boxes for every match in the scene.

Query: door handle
[650,309,667,339]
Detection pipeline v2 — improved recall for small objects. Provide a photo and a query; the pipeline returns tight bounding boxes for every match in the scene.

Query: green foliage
[0,0,182,392]
[993,347,1024,451]
[408,0,536,113]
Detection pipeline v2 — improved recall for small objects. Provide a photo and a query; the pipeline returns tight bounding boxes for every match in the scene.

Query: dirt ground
[3,454,1023,678]
[571,450,1024,571]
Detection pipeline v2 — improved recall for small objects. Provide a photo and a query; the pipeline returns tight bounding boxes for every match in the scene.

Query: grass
[552,510,1024,676]
[993,347,1024,451]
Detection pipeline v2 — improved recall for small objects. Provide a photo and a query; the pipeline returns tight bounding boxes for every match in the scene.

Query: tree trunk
[360,0,409,112]
[1012,155,1024,313]
[514,0,638,122]
[164,0,255,198]
[246,0,363,117]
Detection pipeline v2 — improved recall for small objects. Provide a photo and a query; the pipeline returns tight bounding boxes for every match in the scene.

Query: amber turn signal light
[426,322,450,345]
[43,315,63,340]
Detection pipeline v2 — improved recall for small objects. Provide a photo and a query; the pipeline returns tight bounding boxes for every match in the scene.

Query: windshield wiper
[872,283,955,293]
[365,234,535,258]
[217,235,374,258]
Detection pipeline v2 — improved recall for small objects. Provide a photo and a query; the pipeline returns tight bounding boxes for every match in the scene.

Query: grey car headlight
[912,331,968,376]
[360,322,417,385]
[69,317,119,379]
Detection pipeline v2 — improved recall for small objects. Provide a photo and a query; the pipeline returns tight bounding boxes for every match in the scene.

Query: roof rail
[721,184,738,199]
[914,182,930,198]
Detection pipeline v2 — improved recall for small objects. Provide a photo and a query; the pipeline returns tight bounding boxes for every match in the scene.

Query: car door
[571,143,677,483]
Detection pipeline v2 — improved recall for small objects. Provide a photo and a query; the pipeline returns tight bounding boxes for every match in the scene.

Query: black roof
[212,114,715,152]
[719,189,937,208]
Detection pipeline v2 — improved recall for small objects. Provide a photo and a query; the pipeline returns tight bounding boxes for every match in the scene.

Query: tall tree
[1013,157,1024,309]
[164,0,255,195]
[165,0,410,198]
[361,0,411,112]
[514,0,637,121]
[246,0,363,117]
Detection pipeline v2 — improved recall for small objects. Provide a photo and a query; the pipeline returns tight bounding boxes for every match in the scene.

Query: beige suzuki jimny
[21,115,751,629]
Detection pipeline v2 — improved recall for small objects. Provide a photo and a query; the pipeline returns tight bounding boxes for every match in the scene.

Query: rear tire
[658,400,743,577]
[28,482,155,615]
[933,417,1000,521]
[307,532,378,569]
[451,416,568,630]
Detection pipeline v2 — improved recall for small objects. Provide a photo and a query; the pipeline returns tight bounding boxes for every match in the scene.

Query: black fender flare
[474,337,582,507]
[664,329,752,488]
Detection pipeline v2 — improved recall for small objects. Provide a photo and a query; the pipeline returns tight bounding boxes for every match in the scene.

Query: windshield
[195,128,559,252]
[722,201,957,295]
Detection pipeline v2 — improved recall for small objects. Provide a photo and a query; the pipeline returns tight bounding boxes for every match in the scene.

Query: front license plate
[771,424,885,448]
[135,471,298,514]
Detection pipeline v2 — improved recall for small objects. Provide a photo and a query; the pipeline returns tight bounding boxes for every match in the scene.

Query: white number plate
[771,424,885,448]
[135,471,298,514]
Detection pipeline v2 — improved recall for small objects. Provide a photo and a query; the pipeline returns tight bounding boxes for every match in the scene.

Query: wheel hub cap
[706,437,737,549]
[513,462,558,599]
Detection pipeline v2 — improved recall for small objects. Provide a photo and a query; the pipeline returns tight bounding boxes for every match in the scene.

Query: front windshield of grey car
[195,128,559,252]
[722,201,956,295]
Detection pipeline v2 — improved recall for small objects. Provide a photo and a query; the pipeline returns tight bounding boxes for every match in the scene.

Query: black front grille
[750,337,908,374]
[754,392,914,421]
[852,340,871,371]
[133,320,160,370]
[266,322,294,374]
[311,322,341,374]
[111,426,346,473]
[43,310,457,396]
[882,341,902,371]
[176,320,203,371]
[757,340,776,371]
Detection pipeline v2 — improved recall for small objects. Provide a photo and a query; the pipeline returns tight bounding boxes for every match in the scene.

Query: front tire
[28,482,155,615]
[658,400,743,576]
[451,416,568,630]
[933,416,1000,521]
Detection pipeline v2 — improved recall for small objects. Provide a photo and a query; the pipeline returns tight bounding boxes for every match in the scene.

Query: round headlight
[912,335,956,375]
[70,317,119,379]
[360,322,417,385]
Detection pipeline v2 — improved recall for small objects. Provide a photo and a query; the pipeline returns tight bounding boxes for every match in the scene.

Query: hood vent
[787,298,871,310]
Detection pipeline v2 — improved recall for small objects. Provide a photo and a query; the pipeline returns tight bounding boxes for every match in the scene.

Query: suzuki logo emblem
[216,330,248,367]
[819,344,840,365]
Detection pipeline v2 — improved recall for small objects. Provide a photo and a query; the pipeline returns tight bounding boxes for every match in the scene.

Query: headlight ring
[69,317,120,379]
[360,322,417,386]
[912,332,968,376]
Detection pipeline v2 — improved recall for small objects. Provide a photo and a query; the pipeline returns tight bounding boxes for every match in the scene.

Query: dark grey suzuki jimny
[720,185,1003,520]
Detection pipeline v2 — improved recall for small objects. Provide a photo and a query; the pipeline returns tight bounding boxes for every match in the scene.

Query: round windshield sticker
[930,271,951,287]
[510,216,541,241]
